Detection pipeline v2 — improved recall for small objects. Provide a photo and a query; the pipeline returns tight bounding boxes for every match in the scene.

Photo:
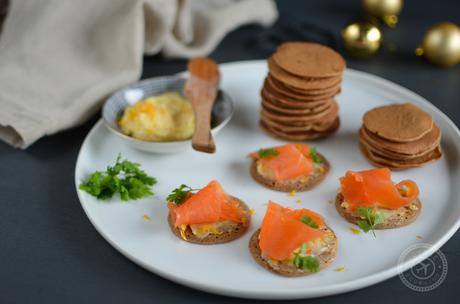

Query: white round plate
[75,61,460,300]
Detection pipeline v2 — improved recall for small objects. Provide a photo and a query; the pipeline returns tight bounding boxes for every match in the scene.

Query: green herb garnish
[258,148,279,158]
[309,147,322,164]
[300,215,319,229]
[167,184,198,205]
[356,206,385,237]
[79,154,156,201]
[292,243,320,272]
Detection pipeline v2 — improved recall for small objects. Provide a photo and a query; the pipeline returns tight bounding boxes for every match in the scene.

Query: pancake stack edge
[259,42,346,140]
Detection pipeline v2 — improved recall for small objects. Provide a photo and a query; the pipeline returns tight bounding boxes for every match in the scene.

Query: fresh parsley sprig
[167,184,198,205]
[292,243,320,272]
[79,154,156,201]
[300,215,319,229]
[356,206,385,237]
[309,147,322,164]
[258,148,279,158]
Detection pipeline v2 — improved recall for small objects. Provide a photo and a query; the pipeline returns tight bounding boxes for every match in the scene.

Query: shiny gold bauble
[362,0,403,27]
[342,20,383,58]
[416,22,460,67]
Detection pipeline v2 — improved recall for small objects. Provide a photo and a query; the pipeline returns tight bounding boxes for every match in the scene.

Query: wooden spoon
[185,58,221,153]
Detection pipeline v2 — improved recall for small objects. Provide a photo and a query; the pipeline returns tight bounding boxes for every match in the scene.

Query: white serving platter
[74,60,460,300]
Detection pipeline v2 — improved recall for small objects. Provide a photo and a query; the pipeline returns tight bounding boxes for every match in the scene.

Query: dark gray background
[1,0,459,303]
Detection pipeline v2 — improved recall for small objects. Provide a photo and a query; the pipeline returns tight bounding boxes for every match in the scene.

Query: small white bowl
[102,76,234,153]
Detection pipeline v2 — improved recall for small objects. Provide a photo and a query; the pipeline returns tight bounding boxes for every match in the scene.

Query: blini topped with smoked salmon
[249,201,337,277]
[167,180,251,244]
[335,168,421,234]
[249,143,330,192]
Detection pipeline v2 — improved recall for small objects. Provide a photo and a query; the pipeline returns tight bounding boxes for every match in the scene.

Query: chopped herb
[300,215,319,229]
[258,148,279,158]
[309,147,322,164]
[167,184,198,205]
[356,206,385,237]
[292,243,320,272]
[79,154,156,201]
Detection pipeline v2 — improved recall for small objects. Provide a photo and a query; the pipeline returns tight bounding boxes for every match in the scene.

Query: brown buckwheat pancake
[261,98,330,115]
[249,228,338,277]
[259,42,344,140]
[262,83,334,107]
[274,42,346,78]
[261,116,338,133]
[261,85,332,108]
[359,143,442,169]
[167,180,251,245]
[265,80,341,103]
[249,201,337,277]
[248,143,330,192]
[261,118,340,141]
[267,75,341,97]
[360,133,439,160]
[336,168,422,231]
[260,100,339,124]
[335,193,422,229]
[168,196,251,244]
[268,57,342,90]
[360,125,441,156]
[363,103,433,142]
[359,103,442,169]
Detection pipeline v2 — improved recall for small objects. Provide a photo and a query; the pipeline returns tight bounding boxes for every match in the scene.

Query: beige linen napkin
[0,0,277,149]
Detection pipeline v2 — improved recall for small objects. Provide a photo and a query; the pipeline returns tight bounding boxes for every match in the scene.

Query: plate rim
[74,60,460,300]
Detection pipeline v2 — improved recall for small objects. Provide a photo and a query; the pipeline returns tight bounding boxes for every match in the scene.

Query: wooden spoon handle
[191,102,215,153]
[185,57,220,154]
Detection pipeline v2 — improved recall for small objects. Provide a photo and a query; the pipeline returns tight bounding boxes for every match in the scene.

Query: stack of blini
[359,103,443,169]
[260,42,346,140]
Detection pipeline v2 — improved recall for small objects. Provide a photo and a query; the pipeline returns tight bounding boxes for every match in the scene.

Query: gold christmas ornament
[416,22,460,67]
[342,20,383,58]
[362,0,403,27]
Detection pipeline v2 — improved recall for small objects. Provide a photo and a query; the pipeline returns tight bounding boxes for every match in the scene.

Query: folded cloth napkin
[0,0,277,149]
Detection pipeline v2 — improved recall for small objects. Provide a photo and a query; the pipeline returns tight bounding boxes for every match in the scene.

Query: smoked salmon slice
[340,168,419,209]
[249,144,313,181]
[259,201,325,261]
[169,180,244,227]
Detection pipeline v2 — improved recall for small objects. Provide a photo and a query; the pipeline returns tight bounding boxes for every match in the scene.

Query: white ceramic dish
[102,76,234,153]
[75,61,460,300]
